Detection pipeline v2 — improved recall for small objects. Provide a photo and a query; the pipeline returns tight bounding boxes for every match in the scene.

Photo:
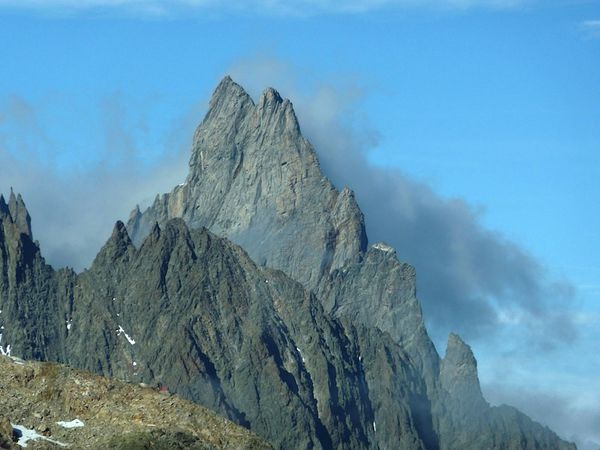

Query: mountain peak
[129,78,366,289]
[442,333,478,375]
[0,194,7,216]
[259,86,283,106]
[208,75,254,112]
[93,220,134,266]
[0,190,32,238]
[440,333,486,408]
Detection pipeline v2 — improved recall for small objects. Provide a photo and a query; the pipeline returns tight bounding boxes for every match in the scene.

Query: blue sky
[0,0,599,447]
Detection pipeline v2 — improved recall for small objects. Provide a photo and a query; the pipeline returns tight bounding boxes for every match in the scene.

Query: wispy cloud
[580,20,600,38]
[0,0,530,17]
[0,93,201,269]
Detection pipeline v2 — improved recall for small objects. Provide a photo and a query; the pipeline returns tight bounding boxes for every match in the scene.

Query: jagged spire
[207,75,254,112]
[440,333,487,409]
[93,220,134,265]
[0,194,8,217]
[130,76,366,290]
[258,87,283,107]
[129,204,141,220]
[0,189,33,238]
[255,86,301,136]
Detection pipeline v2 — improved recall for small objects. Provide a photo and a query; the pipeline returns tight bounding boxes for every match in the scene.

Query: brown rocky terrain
[0,355,272,449]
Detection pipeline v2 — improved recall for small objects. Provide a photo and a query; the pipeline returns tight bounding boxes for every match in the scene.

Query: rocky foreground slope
[0,355,271,449]
[0,77,577,449]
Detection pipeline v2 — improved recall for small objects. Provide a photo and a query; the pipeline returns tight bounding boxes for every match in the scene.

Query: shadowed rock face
[0,192,75,363]
[0,77,577,450]
[0,214,434,449]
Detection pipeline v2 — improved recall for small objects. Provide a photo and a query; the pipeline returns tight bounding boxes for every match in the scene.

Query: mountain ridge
[0,75,576,450]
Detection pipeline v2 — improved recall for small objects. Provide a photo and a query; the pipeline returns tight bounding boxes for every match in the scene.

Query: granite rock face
[128,77,436,387]
[435,334,573,450]
[0,77,577,450]
[440,333,486,407]
[128,76,367,291]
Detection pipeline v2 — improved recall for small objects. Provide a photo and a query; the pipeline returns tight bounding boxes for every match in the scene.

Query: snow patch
[12,424,68,448]
[56,419,85,429]
[66,319,72,331]
[373,421,377,432]
[0,332,11,357]
[296,347,306,364]
[116,326,136,345]
[372,242,394,253]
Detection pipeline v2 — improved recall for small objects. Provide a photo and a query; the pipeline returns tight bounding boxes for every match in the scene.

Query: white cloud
[580,20,600,38]
[582,19,600,27]
[0,0,530,16]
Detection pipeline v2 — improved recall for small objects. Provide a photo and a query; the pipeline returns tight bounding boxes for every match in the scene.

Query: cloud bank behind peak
[229,55,578,350]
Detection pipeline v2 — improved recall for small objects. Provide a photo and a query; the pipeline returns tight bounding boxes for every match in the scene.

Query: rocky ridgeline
[0,77,576,449]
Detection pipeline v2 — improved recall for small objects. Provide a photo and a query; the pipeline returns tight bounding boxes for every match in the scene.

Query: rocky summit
[0,77,576,449]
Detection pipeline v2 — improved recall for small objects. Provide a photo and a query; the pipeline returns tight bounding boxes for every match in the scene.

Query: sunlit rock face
[128,76,367,291]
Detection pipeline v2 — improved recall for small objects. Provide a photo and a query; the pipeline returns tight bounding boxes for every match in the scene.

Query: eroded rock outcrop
[0,355,271,449]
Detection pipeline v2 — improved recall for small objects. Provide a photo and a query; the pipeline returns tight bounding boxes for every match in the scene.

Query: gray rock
[5,189,32,239]
[0,415,16,449]
[439,333,486,408]
[128,76,367,290]
[0,191,74,363]
[318,244,440,387]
